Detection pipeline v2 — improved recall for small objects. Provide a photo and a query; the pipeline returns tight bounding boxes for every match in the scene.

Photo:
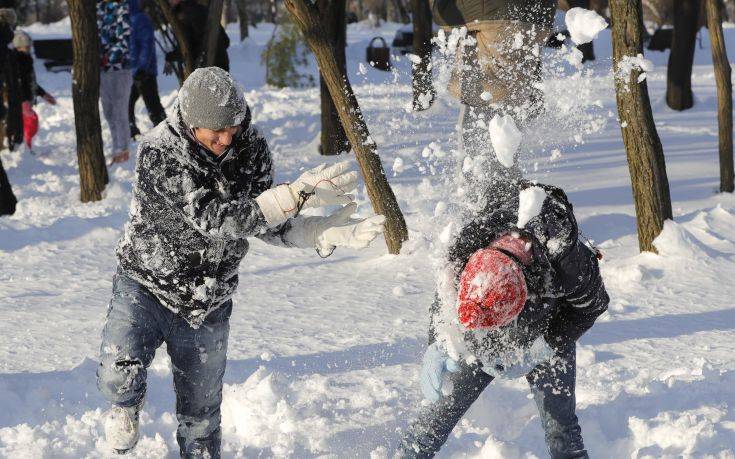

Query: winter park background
[1,15,735,458]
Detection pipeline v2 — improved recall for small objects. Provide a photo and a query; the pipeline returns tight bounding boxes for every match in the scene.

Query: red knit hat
[457,234,531,330]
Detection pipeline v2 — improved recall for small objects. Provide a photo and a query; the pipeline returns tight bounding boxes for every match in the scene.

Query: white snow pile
[488,114,522,168]
[516,186,547,228]
[221,367,328,456]
[565,7,608,45]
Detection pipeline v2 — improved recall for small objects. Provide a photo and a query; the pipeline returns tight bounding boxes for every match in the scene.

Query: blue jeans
[97,272,231,458]
[400,343,587,459]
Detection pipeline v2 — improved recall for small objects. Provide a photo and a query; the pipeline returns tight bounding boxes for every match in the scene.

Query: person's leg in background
[399,362,493,458]
[128,79,141,139]
[101,69,133,164]
[137,71,166,127]
[166,301,232,459]
[526,343,588,459]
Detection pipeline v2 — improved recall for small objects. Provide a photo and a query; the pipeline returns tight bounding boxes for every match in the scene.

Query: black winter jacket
[12,50,47,103]
[116,106,291,327]
[432,0,555,28]
[431,181,609,358]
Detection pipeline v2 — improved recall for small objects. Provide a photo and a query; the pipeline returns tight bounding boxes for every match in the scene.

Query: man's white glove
[255,161,358,227]
[285,203,386,252]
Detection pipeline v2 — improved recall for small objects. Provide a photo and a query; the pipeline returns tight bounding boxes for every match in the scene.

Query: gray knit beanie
[178,67,248,130]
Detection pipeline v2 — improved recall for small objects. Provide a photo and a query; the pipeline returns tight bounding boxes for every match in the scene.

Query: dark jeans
[128,71,166,134]
[97,272,231,458]
[399,344,588,459]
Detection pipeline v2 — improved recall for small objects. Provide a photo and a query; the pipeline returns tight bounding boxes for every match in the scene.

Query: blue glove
[483,336,555,380]
[420,343,460,402]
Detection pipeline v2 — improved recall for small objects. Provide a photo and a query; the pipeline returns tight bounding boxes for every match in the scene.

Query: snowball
[392,157,405,175]
[488,115,522,168]
[517,186,547,228]
[565,7,608,45]
[406,53,422,65]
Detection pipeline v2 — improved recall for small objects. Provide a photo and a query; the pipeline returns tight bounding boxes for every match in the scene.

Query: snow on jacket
[432,0,556,28]
[97,0,131,71]
[129,0,156,76]
[116,105,293,328]
[431,181,609,358]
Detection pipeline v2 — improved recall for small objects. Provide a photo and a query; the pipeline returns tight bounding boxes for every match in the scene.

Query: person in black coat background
[0,1,18,216]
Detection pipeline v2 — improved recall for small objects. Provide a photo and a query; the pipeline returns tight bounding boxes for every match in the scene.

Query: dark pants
[399,344,588,459]
[128,71,166,135]
[97,272,231,458]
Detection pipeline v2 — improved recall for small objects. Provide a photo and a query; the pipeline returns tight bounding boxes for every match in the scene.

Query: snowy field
[1,18,735,458]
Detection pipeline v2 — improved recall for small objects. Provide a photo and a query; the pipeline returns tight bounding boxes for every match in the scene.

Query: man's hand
[255,161,358,227]
[41,94,56,105]
[284,203,385,251]
[315,203,385,251]
[289,161,358,209]
[420,343,460,403]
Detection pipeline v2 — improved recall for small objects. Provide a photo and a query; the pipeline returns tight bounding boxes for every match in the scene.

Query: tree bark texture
[666,0,700,110]
[155,0,195,79]
[234,0,250,40]
[317,0,350,156]
[610,0,673,252]
[68,0,109,203]
[206,0,226,67]
[285,0,409,254]
[706,0,733,192]
[411,0,434,110]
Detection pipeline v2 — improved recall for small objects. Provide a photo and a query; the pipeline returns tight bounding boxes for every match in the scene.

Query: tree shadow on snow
[582,308,735,346]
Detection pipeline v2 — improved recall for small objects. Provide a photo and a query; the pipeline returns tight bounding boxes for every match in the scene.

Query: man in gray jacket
[98,67,385,457]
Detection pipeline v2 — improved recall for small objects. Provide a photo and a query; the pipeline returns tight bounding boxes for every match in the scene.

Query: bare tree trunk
[706,0,733,192]
[68,0,108,203]
[234,0,250,40]
[610,0,673,252]
[666,0,700,110]
[285,0,409,254]
[156,0,195,79]
[411,0,434,110]
[317,0,350,155]
[205,0,226,67]
[389,0,410,23]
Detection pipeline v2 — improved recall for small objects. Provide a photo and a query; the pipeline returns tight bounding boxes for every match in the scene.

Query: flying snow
[488,114,522,168]
[517,187,547,228]
[565,7,608,45]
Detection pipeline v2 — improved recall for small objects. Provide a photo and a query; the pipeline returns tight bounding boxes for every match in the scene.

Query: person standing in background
[11,30,57,153]
[0,1,18,215]
[128,0,165,139]
[97,0,132,164]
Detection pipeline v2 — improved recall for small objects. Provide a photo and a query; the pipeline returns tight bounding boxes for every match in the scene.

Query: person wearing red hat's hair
[399,181,609,459]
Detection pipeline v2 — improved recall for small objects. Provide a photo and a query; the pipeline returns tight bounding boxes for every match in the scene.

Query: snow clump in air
[488,114,522,168]
[517,186,547,228]
[565,7,608,45]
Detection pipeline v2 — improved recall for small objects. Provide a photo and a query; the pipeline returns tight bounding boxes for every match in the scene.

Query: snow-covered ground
[1,18,735,458]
